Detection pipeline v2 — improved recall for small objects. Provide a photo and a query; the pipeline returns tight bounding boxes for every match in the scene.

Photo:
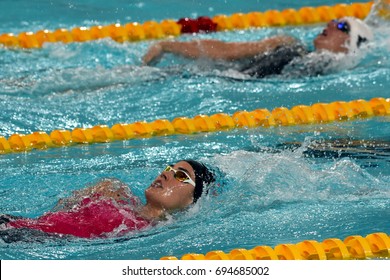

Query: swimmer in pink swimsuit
[1,160,214,239]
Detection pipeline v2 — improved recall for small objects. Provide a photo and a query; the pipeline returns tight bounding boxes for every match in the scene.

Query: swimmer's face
[145,161,195,211]
[314,19,350,53]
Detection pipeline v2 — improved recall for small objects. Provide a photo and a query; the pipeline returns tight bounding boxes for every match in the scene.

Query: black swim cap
[185,160,215,203]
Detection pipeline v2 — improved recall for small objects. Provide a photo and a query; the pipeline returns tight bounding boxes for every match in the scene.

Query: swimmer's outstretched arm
[142,35,297,65]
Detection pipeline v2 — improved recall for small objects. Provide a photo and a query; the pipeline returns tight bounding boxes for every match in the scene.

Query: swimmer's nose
[163,170,177,183]
[160,172,168,181]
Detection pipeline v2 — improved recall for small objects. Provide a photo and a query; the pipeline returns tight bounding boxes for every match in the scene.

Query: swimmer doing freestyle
[143,17,374,77]
[0,160,214,239]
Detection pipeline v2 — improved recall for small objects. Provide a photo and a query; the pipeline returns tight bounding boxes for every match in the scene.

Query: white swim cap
[341,17,374,53]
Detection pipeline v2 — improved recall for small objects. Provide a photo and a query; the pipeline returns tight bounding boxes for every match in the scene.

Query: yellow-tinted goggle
[164,165,196,187]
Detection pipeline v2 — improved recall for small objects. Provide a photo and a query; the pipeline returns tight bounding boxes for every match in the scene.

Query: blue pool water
[0,0,389,259]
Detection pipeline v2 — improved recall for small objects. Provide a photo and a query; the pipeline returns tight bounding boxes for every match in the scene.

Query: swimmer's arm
[142,36,297,65]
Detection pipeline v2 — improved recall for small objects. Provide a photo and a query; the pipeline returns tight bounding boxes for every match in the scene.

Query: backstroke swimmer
[143,17,374,78]
[0,160,214,240]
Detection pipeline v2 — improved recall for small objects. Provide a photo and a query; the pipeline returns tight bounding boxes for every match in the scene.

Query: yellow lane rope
[159,232,390,260]
[0,2,373,49]
[0,97,389,154]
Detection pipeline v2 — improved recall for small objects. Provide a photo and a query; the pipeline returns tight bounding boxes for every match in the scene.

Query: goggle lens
[175,171,189,181]
[334,20,350,34]
[164,166,195,186]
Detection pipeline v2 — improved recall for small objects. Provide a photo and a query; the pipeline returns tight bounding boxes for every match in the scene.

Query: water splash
[366,0,390,26]
[209,142,390,209]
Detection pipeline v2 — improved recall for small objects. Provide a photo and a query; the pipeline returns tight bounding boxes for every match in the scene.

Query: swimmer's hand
[142,42,164,66]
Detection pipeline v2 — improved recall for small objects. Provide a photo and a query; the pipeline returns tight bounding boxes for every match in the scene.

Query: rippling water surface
[0,0,389,259]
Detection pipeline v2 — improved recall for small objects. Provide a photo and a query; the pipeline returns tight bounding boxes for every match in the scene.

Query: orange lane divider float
[159,232,390,260]
[0,2,373,49]
[0,97,389,155]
